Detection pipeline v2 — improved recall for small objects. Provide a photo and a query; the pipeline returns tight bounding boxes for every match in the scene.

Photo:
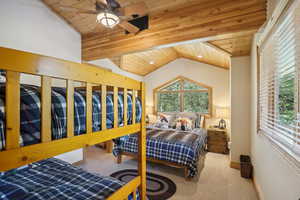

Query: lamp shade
[146,106,153,115]
[216,107,229,119]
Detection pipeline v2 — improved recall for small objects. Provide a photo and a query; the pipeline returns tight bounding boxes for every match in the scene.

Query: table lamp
[216,107,229,129]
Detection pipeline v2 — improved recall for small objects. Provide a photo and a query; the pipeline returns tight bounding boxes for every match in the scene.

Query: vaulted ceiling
[110,41,231,76]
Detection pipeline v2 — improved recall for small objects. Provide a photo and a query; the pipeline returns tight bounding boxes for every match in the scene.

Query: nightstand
[207,128,229,154]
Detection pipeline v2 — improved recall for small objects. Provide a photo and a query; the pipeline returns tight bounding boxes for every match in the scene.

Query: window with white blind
[259,1,300,162]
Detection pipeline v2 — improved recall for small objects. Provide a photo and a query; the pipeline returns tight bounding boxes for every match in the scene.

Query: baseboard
[231,161,263,199]
[253,177,263,200]
[230,161,241,170]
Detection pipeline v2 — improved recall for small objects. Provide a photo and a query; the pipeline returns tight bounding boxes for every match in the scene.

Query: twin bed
[0,47,207,200]
[114,122,207,179]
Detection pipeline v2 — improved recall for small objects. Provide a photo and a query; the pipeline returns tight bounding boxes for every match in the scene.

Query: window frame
[257,0,300,165]
[153,76,212,116]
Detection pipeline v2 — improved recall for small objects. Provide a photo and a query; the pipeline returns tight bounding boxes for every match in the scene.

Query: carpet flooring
[79,146,258,200]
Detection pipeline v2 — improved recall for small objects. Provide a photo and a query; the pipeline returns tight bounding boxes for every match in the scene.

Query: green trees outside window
[155,77,212,114]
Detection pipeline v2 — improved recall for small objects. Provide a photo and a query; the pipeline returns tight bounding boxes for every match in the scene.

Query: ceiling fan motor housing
[125,15,149,34]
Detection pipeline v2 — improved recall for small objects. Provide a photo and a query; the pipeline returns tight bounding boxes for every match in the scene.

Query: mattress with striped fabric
[0,84,142,151]
[0,158,138,200]
[114,127,207,178]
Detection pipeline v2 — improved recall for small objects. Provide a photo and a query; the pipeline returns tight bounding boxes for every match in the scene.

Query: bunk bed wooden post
[105,86,119,153]
[132,90,136,124]
[133,191,137,200]
[124,88,128,126]
[113,86,118,129]
[138,82,147,200]
[5,71,20,149]
[41,76,52,142]
[101,85,112,153]
[86,83,93,134]
[101,85,107,131]
[67,80,74,137]
[117,87,128,164]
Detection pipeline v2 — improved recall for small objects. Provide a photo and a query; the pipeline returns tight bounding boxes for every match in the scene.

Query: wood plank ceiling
[209,30,257,56]
[42,0,266,74]
[111,41,231,76]
[43,0,266,58]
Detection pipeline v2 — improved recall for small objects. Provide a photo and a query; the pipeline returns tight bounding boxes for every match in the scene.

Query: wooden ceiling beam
[180,55,229,70]
[204,42,232,57]
[210,32,255,56]
[82,0,266,61]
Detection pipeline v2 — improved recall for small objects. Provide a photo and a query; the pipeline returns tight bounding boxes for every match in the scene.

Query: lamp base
[218,119,226,129]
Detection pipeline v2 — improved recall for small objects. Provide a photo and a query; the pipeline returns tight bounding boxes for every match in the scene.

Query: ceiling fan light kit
[59,0,148,34]
[96,11,120,28]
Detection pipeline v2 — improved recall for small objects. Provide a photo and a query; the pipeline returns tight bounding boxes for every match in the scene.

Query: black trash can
[240,155,252,179]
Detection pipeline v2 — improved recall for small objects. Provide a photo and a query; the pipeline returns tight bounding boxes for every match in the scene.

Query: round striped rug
[110,169,176,200]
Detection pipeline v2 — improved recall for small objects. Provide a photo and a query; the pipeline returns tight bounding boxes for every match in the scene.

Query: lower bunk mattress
[0,84,142,151]
[0,158,138,200]
[114,127,207,178]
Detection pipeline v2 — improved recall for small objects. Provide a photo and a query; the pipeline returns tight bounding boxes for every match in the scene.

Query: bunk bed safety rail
[0,47,147,200]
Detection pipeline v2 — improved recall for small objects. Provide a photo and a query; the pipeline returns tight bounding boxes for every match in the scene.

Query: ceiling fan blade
[59,6,98,14]
[106,0,121,9]
[96,0,108,9]
[119,2,148,17]
[118,20,140,34]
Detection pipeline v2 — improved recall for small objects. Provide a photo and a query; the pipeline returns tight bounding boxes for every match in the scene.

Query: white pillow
[154,121,169,129]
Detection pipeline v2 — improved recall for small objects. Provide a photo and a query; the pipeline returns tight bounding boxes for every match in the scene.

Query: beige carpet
[79,146,258,200]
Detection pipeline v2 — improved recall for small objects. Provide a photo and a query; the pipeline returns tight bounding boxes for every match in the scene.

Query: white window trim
[257,0,300,169]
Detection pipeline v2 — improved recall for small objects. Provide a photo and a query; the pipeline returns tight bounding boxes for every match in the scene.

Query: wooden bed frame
[117,151,206,180]
[0,47,147,200]
[118,152,189,180]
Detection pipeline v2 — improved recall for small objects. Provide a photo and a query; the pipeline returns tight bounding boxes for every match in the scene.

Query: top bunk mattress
[0,84,142,151]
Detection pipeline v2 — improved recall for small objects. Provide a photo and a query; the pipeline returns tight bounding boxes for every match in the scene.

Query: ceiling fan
[59,0,148,34]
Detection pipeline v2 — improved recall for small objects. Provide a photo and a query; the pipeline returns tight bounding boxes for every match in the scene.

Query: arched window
[154,76,212,115]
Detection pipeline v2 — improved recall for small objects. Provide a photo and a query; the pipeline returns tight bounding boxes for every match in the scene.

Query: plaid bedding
[114,127,207,178]
[0,158,138,200]
[0,83,142,151]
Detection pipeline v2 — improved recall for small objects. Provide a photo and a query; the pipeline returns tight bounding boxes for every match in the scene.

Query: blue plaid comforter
[0,158,138,200]
[114,127,207,178]
[0,84,142,151]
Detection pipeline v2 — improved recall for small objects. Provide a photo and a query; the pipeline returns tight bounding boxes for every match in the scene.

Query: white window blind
[259,0,300,162]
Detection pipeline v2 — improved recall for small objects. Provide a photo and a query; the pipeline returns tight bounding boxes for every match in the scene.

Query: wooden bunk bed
[0,47,147,200]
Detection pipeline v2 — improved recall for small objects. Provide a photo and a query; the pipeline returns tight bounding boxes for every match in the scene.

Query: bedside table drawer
[208,131,226,138]
[207,145,228,154]
[207,139,227,145]
[207,128,229,154]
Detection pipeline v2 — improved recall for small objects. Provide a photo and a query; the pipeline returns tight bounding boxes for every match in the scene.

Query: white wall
[0,0,81,62]
[251,34,300,200]
[249,0,300,199]
[89,59,144,81]
[267,0,280,19]
[0,0,82,163]
[144,58,230,128]
[230,56,251,163]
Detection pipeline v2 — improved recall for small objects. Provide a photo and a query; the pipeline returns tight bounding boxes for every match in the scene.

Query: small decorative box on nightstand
[207,128,229,154]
